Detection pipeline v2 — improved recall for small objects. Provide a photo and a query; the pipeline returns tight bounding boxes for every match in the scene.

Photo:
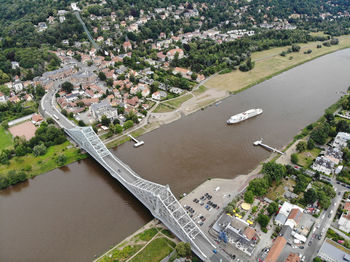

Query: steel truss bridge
[66,126,218,261]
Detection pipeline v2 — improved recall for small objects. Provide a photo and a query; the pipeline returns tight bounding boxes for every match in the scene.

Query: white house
[0,92,7,103]
[333,132,350,149]
[152,91,167,100]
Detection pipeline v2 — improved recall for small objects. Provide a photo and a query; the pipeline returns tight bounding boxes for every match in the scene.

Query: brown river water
[1,49,350,262]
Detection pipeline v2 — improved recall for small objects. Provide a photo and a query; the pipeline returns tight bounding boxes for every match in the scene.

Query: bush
[33,143,47,156]
[56,154,67,167]
[291,153,298,164]
[123,120,134,130]
[244,190,254,204]
[296,141,307,152]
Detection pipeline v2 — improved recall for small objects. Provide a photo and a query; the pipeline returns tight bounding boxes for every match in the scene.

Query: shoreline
[104,38,350,149]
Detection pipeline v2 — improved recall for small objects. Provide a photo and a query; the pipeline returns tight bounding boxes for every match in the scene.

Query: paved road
[303,179,345,261]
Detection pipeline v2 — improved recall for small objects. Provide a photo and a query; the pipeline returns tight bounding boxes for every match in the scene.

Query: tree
[307,138,315,150]
[244,190,254,204]
[8,170,27,185]
[175,242,191,257]
[123,120,134,130]
[262,162,286,184]
[267,202,279,215]
[78,120,85,126]
[247,177,269,196]
[257,213,270,228]
[61,81,73,93]
[33,143,47,156]
[291,44,301,52]
[296,141,307,153]
[310,123,330,145]
[0,69,10,84]
[56,155,67,167]
[291,153,298,164]
[101,115,110,126]
[0,176,9,189]
[61,109,67,116]
[304,188,317,204]
[115,124,123,134]
[98,71,106,81]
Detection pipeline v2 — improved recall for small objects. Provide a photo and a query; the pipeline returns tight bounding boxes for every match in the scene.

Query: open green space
[265,178,296,201]
[99,244,143,262]
[163,94,192,108]
[130,237,176,262]
[153,103,175,113]
[296,147,322,167]
[205,34,350,93]
[0,141,86,178]
[0,127,13,150]
[193,85,207,96]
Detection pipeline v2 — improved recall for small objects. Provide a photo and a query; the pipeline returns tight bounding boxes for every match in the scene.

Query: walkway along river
[1,49,350,262]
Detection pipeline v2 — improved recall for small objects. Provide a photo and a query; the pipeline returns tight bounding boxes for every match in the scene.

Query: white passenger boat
[227,108,263,124]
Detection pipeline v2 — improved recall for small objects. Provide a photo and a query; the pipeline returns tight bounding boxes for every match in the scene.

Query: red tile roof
[265,236,287,262]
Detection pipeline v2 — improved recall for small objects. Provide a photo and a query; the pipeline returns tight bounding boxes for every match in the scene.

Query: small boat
[227,108,263,124]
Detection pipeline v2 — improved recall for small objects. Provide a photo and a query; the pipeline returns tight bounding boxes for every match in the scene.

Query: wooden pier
[253,138,284,154]
[128,135,144,148]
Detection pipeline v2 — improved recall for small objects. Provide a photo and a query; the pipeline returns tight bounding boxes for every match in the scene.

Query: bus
[53,114,60,120]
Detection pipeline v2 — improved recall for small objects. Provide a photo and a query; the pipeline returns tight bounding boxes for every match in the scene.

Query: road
[303,178,345,261]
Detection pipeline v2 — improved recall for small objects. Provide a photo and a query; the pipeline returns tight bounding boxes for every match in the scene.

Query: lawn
[0,127,13,150]
[265,178,296,201]
[163,93,193,108]
[296,147,322,167]
[205,34,350,92]
[193,85,207,96]
[153,103,175,113]
[98,244,143,262]
[130,237,176,262]
[0,141,87,178]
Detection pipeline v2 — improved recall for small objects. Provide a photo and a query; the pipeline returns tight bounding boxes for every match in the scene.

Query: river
[1,49,350,262]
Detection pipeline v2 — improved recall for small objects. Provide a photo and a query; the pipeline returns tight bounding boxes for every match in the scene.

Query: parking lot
[179,178,243,233]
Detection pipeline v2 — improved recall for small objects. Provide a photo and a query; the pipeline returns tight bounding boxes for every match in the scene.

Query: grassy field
[205,35,350,92]
[296,147,322,167]
[164,93,193,108]
[130,237,176,262]
[153,94,193,113]
[96,227,176,262]
[153,103,175,113]
[0,141,86,178]
[0,127,13,150]
[193,85,207,96]
[266,178,296,201]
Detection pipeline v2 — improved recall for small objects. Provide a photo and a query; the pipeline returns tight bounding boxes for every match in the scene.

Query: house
[173,67,192,78]
[265,236,287,262]
[285,208,303,229]
[32,114,44,125]
[157,52,167,61]
[152,91,167,100]
[312,156,334,175]
[37,22,48,32]
[90,100,118,122]
[0,92,7,103]
[318,238,350,262]
[333,132,350,149]
[275,202,304,226]
[11,61,20,69]
[123,41,132,51]
[9,95,20,103]
[166,48,184,60]
[13,82,24,93]
[285,252,300,262]
[169,87,183,95]
[324,147,343,165]
[338,212,350,233]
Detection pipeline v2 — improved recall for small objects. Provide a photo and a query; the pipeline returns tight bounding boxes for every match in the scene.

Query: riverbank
[205,34,350,93]
[103,35,350,149]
